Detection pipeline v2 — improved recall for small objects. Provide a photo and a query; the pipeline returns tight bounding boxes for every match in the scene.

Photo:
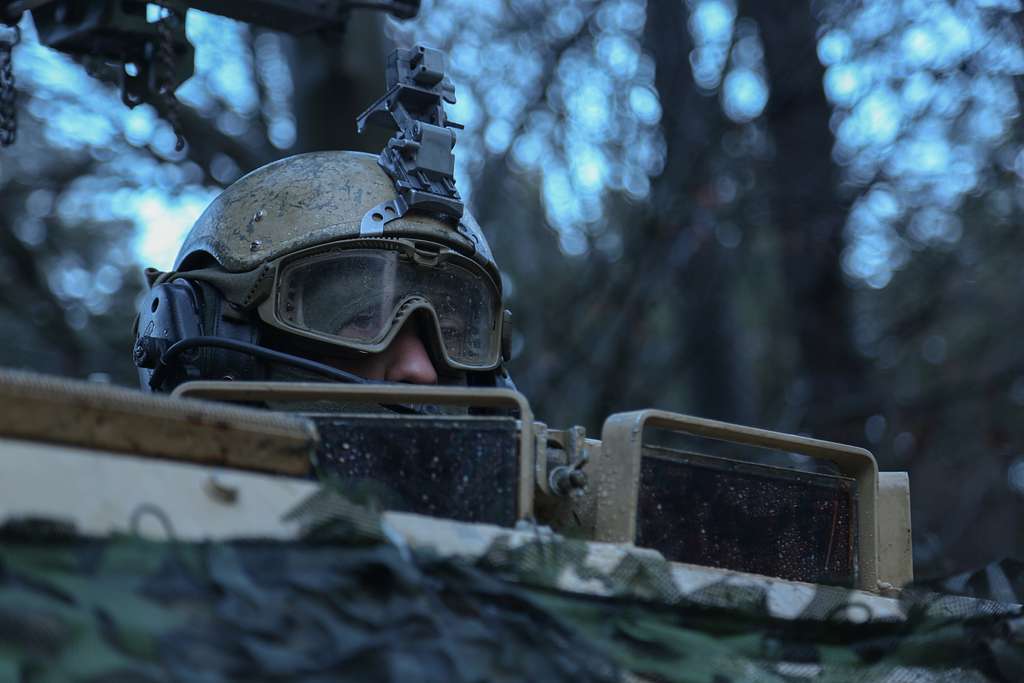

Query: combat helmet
[133,46,511,392]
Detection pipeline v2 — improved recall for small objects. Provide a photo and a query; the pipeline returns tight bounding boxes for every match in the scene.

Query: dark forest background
[1,0,1023,578]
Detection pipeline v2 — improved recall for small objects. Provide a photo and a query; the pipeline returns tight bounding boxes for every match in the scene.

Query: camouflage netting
[915,559,1024,606]
[1,494,1023,683]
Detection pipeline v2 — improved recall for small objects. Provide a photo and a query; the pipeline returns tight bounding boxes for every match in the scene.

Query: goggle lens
[274,248,500,369]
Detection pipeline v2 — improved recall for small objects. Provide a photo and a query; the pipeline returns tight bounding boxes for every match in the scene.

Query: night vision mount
[356,45,464,219]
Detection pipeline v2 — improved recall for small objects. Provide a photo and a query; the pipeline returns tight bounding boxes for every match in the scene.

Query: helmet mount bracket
[360,195,409,237]
[356,45,465,220]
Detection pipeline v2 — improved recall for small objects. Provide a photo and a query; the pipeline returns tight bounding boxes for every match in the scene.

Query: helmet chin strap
[142,335,425,415]
[145,336,366,390]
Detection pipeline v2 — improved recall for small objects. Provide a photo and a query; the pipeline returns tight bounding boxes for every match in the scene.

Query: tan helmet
[133,151,509,391]
[175,150,500,286]
[134,46,509,392]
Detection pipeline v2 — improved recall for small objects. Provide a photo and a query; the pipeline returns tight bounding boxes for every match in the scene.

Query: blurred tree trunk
[742,1,869,444]
[288,13,392,154]
[0,158,95,377]
[640,0,740,422]
[516,0,741,428]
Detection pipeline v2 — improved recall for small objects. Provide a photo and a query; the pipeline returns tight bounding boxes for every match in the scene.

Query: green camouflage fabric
[915,559,1024,605]
[1,491,1022,683]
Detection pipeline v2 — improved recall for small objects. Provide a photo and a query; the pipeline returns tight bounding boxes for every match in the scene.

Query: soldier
[133,47,512,395]
[133,150,512,393]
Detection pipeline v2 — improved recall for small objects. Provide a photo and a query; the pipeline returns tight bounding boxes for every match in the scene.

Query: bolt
[132,337,164,369]
[549,466,586,497]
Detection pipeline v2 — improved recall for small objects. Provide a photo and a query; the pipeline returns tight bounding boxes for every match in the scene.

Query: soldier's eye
[440,319,464,336]
[343,311,376,331]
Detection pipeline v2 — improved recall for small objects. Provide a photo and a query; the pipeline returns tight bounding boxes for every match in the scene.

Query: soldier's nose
[384,322,439,385]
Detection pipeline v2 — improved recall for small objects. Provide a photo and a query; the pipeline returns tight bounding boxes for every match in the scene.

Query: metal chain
[155,10,185,152]
[0,23,20,147]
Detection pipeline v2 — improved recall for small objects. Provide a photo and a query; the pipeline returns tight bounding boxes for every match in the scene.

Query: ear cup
[134,280,202,391]
[133,278,262,392]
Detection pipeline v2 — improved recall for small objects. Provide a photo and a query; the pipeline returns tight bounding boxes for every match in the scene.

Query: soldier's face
[313,317,439,385]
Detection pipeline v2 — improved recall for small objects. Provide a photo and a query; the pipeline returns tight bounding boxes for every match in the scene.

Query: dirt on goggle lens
[273,249,500,369]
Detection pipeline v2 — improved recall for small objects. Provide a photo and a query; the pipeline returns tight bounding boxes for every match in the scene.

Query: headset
[134,277,264,393]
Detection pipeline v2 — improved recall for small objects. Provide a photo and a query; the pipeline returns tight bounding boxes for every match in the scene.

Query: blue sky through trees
[6,0,1024,281]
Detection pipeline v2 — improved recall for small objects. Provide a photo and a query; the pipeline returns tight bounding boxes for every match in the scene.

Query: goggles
[257,239,503,372]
